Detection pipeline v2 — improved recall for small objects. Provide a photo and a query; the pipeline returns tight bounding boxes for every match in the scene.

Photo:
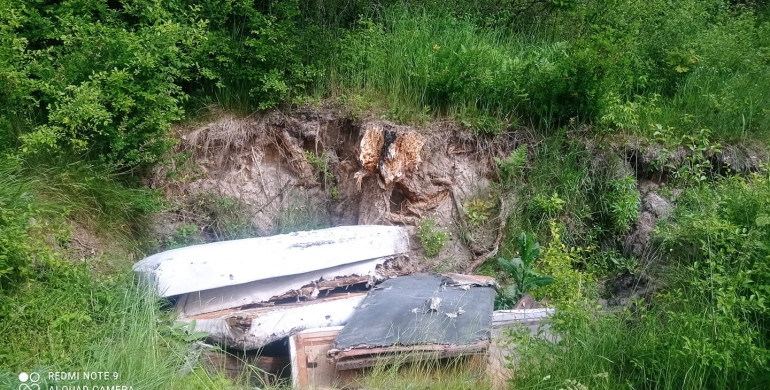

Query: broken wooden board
[175,258,395,317]
[185,292,367,350]
[133,225,409,297]
[201,350,289,386]
[289,326,344,389]
[290,327,488,388]
[328,274,495,367]
[333,341,490,371]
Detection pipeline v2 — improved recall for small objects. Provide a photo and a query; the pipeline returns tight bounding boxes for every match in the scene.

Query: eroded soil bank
[148,108,768,276]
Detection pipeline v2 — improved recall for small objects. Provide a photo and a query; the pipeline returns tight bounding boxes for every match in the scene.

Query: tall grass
[0,272,233,390]
[354,355,491,390]
[321,5,566,125]
[649,10,770,142]
[318,2,770,141]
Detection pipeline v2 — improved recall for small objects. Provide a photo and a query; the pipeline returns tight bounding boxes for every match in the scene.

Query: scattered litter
[133,226,504,386]
[428,297,442,312]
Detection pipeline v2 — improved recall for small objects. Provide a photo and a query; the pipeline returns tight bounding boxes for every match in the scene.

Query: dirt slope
[150,109,518,273]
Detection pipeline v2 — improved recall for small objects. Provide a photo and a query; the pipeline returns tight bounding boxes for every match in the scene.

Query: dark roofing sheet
[331,273,495,350]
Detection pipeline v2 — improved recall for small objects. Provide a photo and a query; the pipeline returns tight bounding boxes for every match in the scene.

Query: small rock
[643,192,673,219]
[514,294,543,309]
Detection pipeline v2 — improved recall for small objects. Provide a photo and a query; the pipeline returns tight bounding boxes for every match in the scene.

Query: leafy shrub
[530,220,595,303]
[418,218,448,258]
[4,1,210,169]
[497,232,554,307]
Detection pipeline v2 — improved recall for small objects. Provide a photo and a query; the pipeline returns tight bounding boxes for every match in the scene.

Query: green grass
[351,355,491,390]
[0,270,239,390]
[316,2,770,141]
[319,5,557,126]
[506,171,770,390]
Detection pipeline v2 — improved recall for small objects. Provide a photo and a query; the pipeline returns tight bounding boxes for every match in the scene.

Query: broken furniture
[132,225,409,349]
[286,274,497,388]
[133,225,543,388]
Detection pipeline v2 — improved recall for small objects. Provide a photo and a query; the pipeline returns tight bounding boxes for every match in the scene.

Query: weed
[187,192,256,241]
[418,218,448,259]
[304,150,339,199]
[531,192,565,218]
[274,194,330,234]
[494,145,527,187]
[162,222,203,250]
[530,221,595,303]
[462,197,495,227]
[654,125,722,186]
[587,249,639,276]
[496,232,554,308]
[600,175,640,234]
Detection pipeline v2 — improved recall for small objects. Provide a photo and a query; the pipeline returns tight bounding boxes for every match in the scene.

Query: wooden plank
[492,308,554,327]
[133,225,409,297]
[290,327,344,389]
[331,340,489,368]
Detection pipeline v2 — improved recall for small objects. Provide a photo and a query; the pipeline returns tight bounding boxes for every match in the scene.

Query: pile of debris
[133,225,551,388]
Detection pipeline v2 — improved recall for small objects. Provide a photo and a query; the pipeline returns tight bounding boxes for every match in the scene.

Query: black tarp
[331,273,495,351]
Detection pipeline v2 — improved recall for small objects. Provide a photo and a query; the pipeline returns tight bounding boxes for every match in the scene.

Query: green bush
[600,175,641,234]
[0,0,322,169]
[1,0,209,168]
[190,0,320,110]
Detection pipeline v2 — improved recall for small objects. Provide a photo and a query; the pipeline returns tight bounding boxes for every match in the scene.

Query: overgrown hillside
[1,1,769,389]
